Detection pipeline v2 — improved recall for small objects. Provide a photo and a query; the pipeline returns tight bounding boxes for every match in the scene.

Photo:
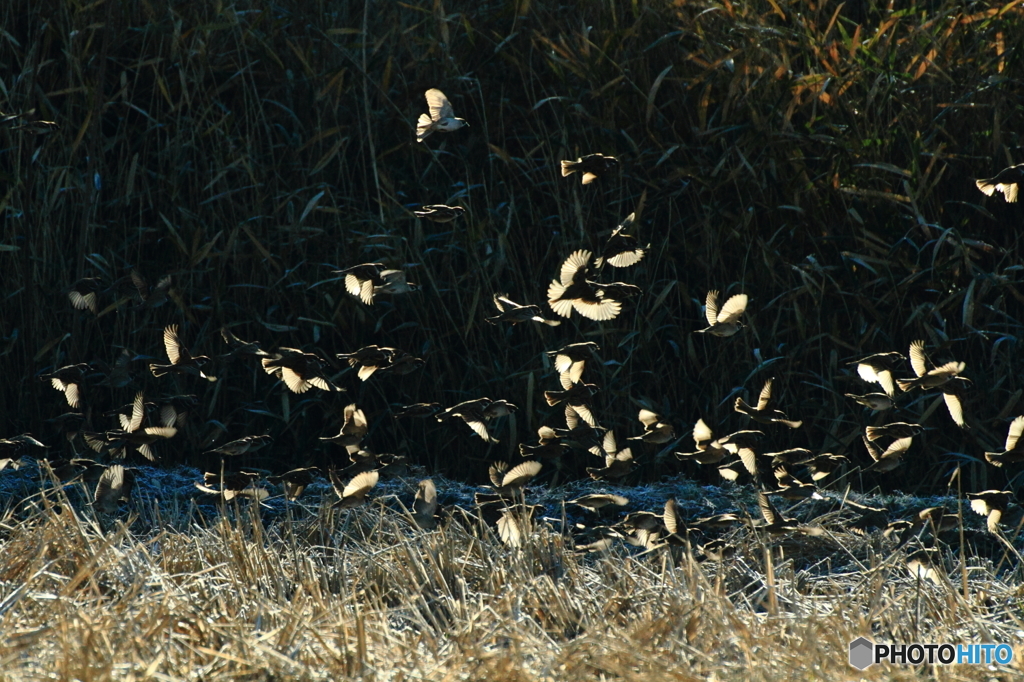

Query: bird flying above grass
[416,88,467,143]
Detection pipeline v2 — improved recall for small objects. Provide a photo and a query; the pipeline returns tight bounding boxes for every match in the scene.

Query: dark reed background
[1,0,1022,492]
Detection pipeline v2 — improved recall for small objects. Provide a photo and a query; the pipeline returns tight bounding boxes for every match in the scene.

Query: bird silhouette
[416,88,468,143]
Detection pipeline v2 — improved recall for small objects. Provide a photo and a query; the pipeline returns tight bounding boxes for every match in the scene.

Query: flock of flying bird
[3,90,1024,571]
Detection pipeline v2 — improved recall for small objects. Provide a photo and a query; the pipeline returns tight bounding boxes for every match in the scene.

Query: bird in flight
[417,89,467,143]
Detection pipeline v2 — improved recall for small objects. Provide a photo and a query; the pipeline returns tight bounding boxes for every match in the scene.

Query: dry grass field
[2,0,1024,678]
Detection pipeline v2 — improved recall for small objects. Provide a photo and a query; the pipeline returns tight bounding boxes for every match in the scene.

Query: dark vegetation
[2,0,1023,494]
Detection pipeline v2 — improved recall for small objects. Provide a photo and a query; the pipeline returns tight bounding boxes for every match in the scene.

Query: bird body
[207,434,273,457]
[897,340,964,392]
[149,325,216,382]
[850,351,904,398]
[976,163,1024,202]
[985,415,1024,466]
[696,290,747,336]
[845,392,894,411]
[547,342,599,384]
[416,89,467,142]
[594,213,647,268]
[487,294,560,326]
[414,204,465,222]
[261,348,338,394]
[320,404,368,449]
[547,250,621,321]
[734,379,802,428]
[629,409,675,444]
[560,153,619,184]
[437,397,516,443]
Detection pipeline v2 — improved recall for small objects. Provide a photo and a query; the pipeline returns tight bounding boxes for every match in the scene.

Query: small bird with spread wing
[149,325,216,381]
[416,88,467,143]
[976,163,1024,203]
[547,250,621,321]
[695,290,747,337]
[560,153,619,184]
[487,294,561,326]
[734,378,802,429]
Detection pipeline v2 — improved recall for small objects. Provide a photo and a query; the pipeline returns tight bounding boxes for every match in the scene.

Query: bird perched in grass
[897,340,965,392]
[487,294,561,326]
[149,325,216,382]
[414,204,465,222]
[416,88,467,143]
[560,153,619,184]
[547,250,621,321]
[695,290,747,337]
[734,378,802,429]
[985,415,1024,466]
[594,212,647,268]
[976,163,1024,203]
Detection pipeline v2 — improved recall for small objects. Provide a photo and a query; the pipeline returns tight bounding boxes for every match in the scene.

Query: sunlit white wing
[692,418,713,449]
[942,392,965,428]
[716,294,748,324]
[607,249,645,268]
[128,392,145,433]
[163,325,183,364]
[281,367,312,394]
[704,290,720,326]
[559,250,590,286]
[501,460,542,488]
[546,281,575,318]
[424,88,453,121]
[1005,415,1024,451]
[756,379,774,412]
[572,297,621,321]
[342,470,379,499]
[908,340,928,377]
